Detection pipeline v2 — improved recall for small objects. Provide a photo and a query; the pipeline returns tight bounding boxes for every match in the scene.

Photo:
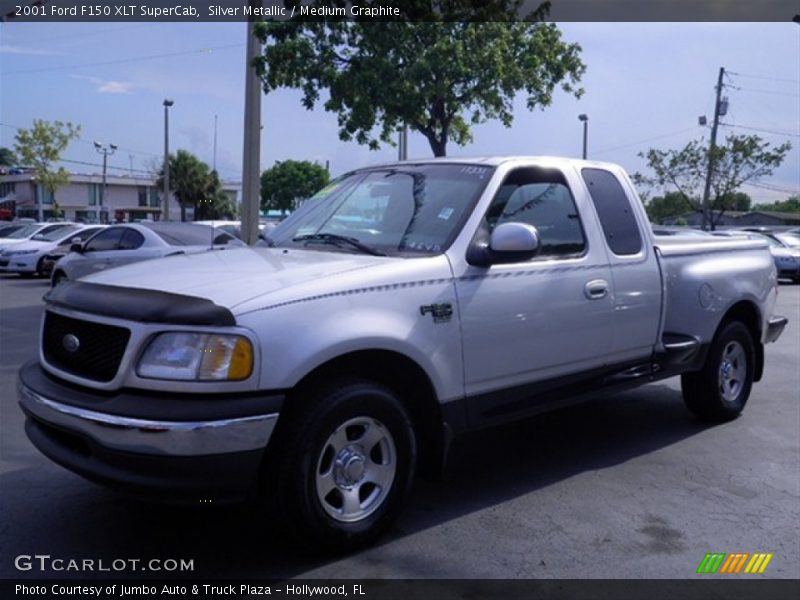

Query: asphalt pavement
[1,274,798,580]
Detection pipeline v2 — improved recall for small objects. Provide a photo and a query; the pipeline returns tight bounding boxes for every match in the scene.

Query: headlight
[137,333,253,381]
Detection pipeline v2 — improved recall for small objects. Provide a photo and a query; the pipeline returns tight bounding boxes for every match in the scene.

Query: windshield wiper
[292,233,386,256]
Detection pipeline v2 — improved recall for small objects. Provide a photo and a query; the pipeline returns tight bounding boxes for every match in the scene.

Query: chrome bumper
[18,381,279,457]
[765,315,788,344]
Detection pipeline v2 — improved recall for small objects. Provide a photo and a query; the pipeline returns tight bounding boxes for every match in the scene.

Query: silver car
[51,222,244,286]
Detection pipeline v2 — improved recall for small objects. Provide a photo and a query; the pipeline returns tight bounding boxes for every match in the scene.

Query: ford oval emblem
[62,334,80,353]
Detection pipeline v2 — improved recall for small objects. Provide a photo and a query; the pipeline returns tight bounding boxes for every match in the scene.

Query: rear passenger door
[580,168,661,360]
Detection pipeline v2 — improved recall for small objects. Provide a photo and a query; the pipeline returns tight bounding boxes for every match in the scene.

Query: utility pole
[398,125,408,161]
[701,67,725,231]
[241,2,263,246]
[162,98,174,221]
[213,114,218,172]
[578,114,588,159]
[94,142,117,219]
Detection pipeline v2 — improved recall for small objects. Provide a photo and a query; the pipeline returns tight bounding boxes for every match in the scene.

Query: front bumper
[18,361,284,503]
[0,254,37,273]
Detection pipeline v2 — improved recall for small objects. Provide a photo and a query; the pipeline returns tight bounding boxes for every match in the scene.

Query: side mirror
[70,243,84,253]
[467,222,540,267]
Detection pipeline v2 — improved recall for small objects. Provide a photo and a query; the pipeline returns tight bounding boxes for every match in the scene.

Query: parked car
[0,223,26,238]
[1,225,107,278]
[0,222,74,253]
[50,222,244,286]
[745,232,800,283]
[19,157,786,551]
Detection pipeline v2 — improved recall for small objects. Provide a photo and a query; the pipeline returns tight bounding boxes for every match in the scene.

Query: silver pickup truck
[18,156,787,551]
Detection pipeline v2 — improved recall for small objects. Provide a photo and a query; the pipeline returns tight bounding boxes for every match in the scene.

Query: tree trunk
[427,136,447,157]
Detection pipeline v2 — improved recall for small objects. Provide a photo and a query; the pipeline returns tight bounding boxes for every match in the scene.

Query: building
[0,171,239,223]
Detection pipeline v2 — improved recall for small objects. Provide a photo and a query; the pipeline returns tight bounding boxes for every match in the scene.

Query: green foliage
[155,150,229,221]
[13,120,81,205]
[636,134,791,229]
[756,195,800,214]
[196,170,239,220]
[645,191,694,224]
[0,147,16,167]
[254,2,585,157]
[260,160,330,214]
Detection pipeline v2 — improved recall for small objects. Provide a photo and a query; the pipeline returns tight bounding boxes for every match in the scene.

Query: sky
[1,21,798,203]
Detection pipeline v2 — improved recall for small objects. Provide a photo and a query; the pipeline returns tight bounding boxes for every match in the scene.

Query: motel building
[0,171,239,223]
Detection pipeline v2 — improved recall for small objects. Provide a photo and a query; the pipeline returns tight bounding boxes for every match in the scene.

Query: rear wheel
[264,380,416,552]
[681,321,755,422]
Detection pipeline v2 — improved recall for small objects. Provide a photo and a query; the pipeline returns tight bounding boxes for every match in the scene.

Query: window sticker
[438,207,455,220]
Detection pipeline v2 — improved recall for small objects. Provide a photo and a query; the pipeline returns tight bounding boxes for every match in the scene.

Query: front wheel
[681,321,755,422]
[264,380,416,552]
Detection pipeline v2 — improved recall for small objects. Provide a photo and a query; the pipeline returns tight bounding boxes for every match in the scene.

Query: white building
[0,171,239,223]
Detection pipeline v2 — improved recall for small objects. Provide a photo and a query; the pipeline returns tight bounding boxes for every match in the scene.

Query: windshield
[38,225,80,242]
[7,224,40,239]
[269,163,494,256]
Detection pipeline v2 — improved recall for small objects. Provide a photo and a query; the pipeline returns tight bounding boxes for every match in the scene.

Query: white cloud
[70,74,134,94]
[0,45,59,56]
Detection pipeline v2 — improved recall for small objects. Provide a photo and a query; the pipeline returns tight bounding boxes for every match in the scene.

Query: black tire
[263,380,416,553]
[35,257,46,278]
[681,321,755,422]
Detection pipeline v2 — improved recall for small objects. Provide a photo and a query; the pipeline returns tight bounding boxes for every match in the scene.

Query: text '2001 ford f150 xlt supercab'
[18,156,787,551]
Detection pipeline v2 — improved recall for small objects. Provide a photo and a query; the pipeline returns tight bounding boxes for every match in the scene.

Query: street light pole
[163,99,174,221]
[578,114,588,160]
[94,142,117,222]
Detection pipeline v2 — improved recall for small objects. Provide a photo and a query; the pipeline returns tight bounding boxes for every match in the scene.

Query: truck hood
[81,247,393,311]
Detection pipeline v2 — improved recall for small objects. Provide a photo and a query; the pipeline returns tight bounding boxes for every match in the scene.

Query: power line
[592,127,698,155]
[58,158,156,176]
[726,71,800,85]
[3,43,245,75]
[743,181,800,194]
[725,84,800,98]
[719,122,800,138]
[6,24,150,45]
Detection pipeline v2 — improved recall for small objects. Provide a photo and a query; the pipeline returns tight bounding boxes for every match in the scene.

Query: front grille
[42,311,131,382]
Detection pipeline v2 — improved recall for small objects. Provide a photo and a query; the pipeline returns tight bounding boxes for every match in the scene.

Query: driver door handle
[584,279,609,300]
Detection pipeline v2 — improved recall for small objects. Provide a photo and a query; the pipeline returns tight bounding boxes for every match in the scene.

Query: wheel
[264,380,416,552]
[52,271,67,287]
[681,321,755,422]
[35,257,47,278]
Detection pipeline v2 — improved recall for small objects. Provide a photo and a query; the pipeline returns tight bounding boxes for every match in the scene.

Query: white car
[0,222,75,253]
[0,225,106,277]
[51,222,244,286]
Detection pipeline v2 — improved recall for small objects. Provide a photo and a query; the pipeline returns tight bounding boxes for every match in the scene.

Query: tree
[196,170,239,220]
[645,191,694,224]
[260,160,330,215]
[254,2,585,157]
[155,150,213,222]
[0,147,16,167]
[756,195,800,213]
[636,133,791,230]
[13,120,81,220]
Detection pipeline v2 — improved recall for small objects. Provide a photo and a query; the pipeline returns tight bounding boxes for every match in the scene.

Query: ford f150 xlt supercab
[18,156,787,551]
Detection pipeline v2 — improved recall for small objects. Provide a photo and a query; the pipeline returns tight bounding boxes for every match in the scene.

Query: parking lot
[1,273,798,580]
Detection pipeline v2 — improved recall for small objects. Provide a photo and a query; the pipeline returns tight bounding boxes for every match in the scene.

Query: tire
[681,321,755,422]
[35,257,46,278]
[264,380,416,553]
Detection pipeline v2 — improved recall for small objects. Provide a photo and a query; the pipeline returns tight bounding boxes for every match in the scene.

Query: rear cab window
[581,168,643,256]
